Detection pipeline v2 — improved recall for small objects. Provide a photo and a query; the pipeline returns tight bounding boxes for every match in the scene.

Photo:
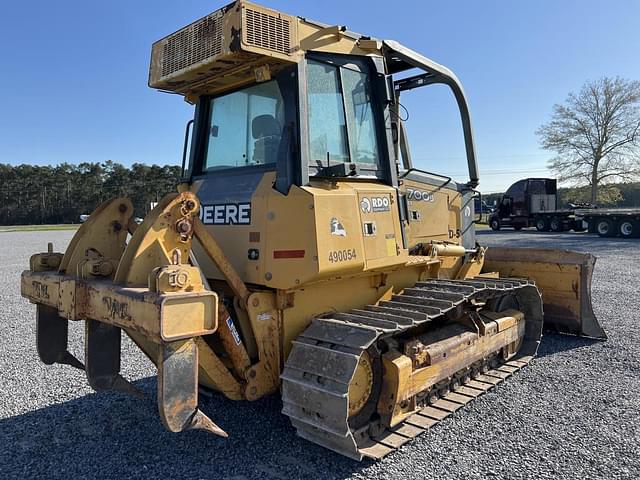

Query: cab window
[204,80,286,170]
[307,61,349,164]
[307,59,381,172]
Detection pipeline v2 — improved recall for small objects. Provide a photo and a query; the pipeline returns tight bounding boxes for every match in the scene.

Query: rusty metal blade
[188,409,228,437]
[158,338,227,437]
[85,319,142,396]
[36,304,84,370]
[483,247,606,339]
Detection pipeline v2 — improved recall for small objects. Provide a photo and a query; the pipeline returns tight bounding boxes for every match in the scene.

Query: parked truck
[488,178,640,238]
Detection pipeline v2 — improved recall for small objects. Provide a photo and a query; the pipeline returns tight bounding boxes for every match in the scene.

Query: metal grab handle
[181,119,194,178]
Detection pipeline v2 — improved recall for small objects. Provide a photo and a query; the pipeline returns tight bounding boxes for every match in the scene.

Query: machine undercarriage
[282,279,542,460]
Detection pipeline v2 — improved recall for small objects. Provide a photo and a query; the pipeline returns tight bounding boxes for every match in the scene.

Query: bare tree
[537,77,640,204]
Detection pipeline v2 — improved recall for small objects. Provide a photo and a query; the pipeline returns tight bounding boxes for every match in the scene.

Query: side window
[342,68,379,165]
[204,80,285,170]
[206,93,248,168]
[307,61,349,164]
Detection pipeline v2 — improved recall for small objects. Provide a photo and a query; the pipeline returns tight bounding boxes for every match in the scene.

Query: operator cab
[156,2,482,248]
[186,46,478,193]
[187,53,393,195]
[148,1,479,200]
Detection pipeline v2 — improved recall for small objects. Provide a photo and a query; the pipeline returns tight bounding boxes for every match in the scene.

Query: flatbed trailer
[577,208,640,238]
[488,178,639,238]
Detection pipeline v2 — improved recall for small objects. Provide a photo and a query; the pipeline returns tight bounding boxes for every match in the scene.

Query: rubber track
[281,278,544,460]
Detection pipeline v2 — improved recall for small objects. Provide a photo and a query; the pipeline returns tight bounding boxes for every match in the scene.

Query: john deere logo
[200,203,251,225]
[330,217,346,236]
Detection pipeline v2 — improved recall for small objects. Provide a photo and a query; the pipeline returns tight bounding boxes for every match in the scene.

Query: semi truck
[488,178,640,238]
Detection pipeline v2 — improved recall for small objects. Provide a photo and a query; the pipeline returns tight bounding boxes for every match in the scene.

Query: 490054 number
[328,249,357,263]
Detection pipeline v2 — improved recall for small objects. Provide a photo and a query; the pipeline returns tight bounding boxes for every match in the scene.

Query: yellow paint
[400,178,463,247]
[244,291,281,399]
[149,1,379,98]
[379,313,524,422]
[378,351,414,427]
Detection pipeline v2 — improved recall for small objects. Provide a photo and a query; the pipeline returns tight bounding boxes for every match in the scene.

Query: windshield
[203,79,287,170]
[307,59,380,170]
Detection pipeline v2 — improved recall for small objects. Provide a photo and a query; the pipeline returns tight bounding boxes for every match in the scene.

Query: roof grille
[161,11,224,77]
[244,7,291,54]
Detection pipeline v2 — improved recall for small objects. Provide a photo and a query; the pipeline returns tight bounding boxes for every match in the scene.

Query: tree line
[0,161,182,225]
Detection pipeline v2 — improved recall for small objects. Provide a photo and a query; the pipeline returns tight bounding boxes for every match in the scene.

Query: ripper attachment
[22,193,226,436]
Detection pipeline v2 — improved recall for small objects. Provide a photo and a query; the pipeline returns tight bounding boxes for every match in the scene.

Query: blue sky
[1,0,638,192]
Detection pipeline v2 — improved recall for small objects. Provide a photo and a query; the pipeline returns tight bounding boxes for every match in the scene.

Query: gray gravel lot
[0,229,638,480]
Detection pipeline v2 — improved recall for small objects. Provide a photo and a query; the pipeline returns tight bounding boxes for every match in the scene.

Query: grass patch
[0,224,80,233]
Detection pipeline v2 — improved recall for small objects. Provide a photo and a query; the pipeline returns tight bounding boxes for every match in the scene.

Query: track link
[281,277,543,460]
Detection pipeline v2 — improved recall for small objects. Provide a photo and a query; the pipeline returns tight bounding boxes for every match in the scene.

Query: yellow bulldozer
[21,1,606,460]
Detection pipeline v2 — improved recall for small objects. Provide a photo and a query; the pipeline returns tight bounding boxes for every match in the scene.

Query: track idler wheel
[348,351,374,418]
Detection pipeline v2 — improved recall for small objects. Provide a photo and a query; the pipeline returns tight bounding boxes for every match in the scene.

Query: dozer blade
[483,247,606,339]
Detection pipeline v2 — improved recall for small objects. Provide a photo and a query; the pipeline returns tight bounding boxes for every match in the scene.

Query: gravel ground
[0,229,638,479]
